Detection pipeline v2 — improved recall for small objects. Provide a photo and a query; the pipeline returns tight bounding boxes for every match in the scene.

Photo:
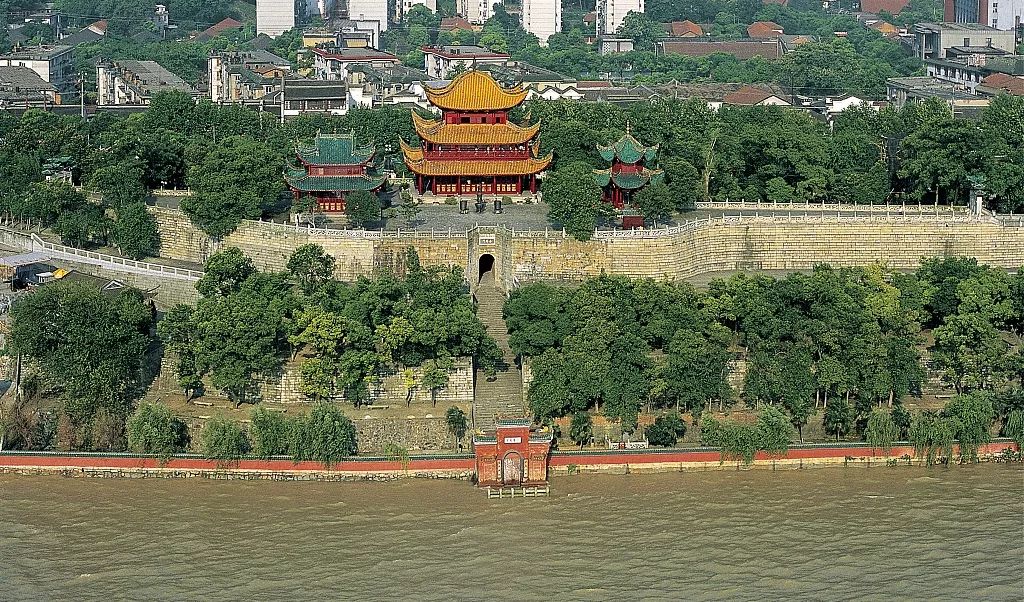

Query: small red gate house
[473,418,553,487]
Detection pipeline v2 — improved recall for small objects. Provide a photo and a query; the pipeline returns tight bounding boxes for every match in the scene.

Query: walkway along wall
[0,440,1016,482]
[148,207,1024,291]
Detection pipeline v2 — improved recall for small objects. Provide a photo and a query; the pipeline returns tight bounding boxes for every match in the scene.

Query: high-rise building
[257,0,296,37]
[347,0,389,32]
[459,0,494,24]
[944,0,1024,30]
[257,0,337,38]
[523,0,561,45]
[597,0,644,37]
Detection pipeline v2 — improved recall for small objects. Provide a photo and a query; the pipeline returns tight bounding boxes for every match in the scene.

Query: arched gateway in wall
[474,419,553,488]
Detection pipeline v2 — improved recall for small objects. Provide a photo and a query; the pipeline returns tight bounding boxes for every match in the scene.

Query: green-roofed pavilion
[286,132,387,213]
[593,125,664,228]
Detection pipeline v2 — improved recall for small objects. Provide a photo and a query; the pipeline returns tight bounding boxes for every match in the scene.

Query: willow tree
[909,411,959,467]
[865,408,900,458]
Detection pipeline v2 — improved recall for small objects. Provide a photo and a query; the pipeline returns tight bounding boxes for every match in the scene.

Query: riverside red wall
[0,454,476,473]
[549,441,1018,467]
[0,441,1017,477]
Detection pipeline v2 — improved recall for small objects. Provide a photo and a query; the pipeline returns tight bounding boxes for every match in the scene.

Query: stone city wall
[156,353,474,406]
[149,209,1024,291]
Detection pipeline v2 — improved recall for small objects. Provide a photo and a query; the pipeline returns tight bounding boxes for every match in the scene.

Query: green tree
[932,312,1009,393]
[663,158,702,210]
[196,247,256,297]
[344,190,380,228]
[1003,409,1024,450]
[249,407,290,458]
[110,202,160,259]
[200,416,249,463]
[287,243,336,294]
[445,406,468,446]
[616,11,665,51]
[569,411,594,449]
[8,282,154,428]
[290,402,358,466]
[421,358,451,407]
[89,161,148,208]
[865,408,900,457]
[53,204,109,248]
[127,403,188,459]
[700,413,760,465]
[909,410,958,466]
[646,412,687,447]
[543,161,608,240]
[757,404,793,457]
[182,136,283,237]
[943,392,994,463]
[822,399,853,441]
[633,182,675,224]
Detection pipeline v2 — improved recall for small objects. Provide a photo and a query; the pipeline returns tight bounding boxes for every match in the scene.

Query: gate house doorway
[502,451,523,485]
[478,253,494,283]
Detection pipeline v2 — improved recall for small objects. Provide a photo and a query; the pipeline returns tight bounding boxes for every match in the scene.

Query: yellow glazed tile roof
[425,70,528,112]
[401,140,553,176]
[412,112,541,145]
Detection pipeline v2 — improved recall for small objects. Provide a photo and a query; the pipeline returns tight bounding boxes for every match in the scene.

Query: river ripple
[1,465,1021,601]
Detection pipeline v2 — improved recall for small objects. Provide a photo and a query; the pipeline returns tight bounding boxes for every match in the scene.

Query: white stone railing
[33,236,203,281]
[0,226,202,281]
[695,200,974,215]
[589,212,983,240]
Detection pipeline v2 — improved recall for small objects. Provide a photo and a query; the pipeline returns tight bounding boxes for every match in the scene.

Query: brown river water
[1,465,1022,601]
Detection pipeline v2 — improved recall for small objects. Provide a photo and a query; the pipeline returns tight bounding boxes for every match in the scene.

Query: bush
[90,408,127,452]
[289,402,357,466]
[646,412,686,447]
[444,195,457,205]
[200,416,249,463]
[249,407,290,458]
[127,403,188,459]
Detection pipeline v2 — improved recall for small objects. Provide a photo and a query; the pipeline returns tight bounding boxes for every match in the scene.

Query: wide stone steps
[473,276,525,432]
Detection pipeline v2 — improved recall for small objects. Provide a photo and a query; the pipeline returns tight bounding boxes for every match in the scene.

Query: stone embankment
[1,441,1016,482]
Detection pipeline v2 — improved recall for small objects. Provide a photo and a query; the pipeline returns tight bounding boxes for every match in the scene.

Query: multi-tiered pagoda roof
[593,128,665,192]
[286,133,387,212]
[402,70,552,196]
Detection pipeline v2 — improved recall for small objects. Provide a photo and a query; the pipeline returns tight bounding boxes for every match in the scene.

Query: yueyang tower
[401,70,552,197]
[593,126,664,228]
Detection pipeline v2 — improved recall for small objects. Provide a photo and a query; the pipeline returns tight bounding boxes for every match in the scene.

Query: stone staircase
[473,273,525,432]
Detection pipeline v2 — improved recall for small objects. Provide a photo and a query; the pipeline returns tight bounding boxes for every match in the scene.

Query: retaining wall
[548,440,1019,475]
[148,208,1024,293]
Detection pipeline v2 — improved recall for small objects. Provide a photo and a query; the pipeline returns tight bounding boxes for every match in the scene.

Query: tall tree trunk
[823,389,828,409]
[888,389,894,408]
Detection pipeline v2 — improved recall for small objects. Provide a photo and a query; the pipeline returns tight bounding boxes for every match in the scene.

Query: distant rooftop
[915,22,1006,33]
[313,47,399,61]
[216,49,292,67]
[0,65,56,91]
[424,44,510,59]
[1,45,73,60]
[108,60,194,96]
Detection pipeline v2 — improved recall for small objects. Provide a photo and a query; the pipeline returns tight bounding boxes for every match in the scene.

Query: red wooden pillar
[456,177,462,196]
[530,175,536,194]
[493,176,497,194]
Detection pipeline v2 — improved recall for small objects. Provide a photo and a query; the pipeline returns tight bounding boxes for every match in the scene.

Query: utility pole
[79,76,85,119]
